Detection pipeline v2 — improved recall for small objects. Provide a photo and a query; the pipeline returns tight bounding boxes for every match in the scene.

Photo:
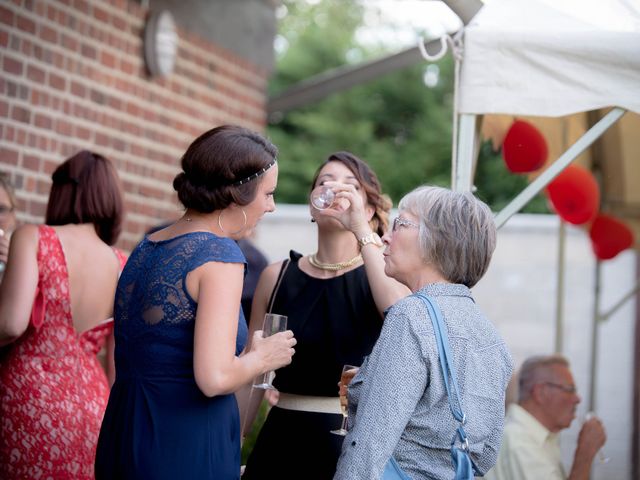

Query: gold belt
[276,393,342,415]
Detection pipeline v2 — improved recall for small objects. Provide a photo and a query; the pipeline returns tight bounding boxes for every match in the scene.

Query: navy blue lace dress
[95,232,247,480]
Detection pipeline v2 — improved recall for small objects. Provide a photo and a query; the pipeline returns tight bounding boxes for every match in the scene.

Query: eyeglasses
[0,205,14,216]
[544,382,577,394]
[392,216,419,232]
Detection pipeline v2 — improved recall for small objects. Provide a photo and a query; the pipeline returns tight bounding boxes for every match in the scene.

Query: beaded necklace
[308,253,363,272]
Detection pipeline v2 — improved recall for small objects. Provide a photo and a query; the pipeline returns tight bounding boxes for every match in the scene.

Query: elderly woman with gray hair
[334,185,513,480]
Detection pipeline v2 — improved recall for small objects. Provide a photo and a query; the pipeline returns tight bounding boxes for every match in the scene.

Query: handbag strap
[266,258,290,314]
[415,293,465,424]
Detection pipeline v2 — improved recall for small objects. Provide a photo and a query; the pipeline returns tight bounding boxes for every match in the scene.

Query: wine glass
[330,364,359,436]
[253,313,288,390]
[310,185,336,210]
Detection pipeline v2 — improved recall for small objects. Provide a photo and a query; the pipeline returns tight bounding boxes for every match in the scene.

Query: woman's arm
[334,304,427,479]
[237,261,283,435]
[191,260,294,397]
[0,224,39,346]
[322,181,410,315]
[358,241,410,315]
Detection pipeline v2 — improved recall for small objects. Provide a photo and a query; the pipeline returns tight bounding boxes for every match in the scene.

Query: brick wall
[1,0,270,251]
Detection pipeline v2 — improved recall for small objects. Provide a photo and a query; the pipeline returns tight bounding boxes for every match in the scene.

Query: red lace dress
[0,225,126,479]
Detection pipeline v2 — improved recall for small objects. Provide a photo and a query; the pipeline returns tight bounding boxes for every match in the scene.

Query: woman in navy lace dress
[95,125,296,480]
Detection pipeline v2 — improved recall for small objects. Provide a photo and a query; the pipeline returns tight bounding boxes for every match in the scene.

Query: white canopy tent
[450,0,640,474]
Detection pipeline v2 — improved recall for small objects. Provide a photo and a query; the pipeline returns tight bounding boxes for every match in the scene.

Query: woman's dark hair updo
[173,125,278,212]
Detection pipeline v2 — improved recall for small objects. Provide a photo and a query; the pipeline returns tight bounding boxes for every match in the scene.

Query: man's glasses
[544,382,577,394]
[392,217,419,232]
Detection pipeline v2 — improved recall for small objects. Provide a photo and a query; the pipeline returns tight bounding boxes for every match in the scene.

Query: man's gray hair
[398,186,496,288]
[518,355,570,402]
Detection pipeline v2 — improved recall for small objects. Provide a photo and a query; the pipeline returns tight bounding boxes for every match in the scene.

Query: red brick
[112,15,126,31]
[36,179,50,195]
[70,81,86,97]
[22,154,40,170]
[100,51,116,68]
[61,33,78,51]
[11,105,30,123]
[0,5,14,25]
[54,119,72,136]
[27,65,45,83]
[0,147,19,165]
[75,125,91,140]
[34,113,52,129]
[95,132,109,147]
[39,25,57,43]
[0,100,7,116]
[120,59,135,75]
[30,199,47,217]
[73,0,89,15]
[94,6,108,23]
[48,72,66,90]
[3,55,23,75]
[16,15,36,34]
[81,43,97,60]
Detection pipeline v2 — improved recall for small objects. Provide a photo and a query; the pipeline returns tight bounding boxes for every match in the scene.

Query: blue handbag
[415,293,479,480]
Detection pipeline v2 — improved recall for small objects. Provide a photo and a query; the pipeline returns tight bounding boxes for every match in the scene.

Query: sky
[357,0,463,49]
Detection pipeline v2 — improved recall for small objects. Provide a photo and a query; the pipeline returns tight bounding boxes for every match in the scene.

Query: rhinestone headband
[230,158,277,186]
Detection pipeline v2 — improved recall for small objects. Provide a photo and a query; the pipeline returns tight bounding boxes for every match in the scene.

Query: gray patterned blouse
[334,283,513,480]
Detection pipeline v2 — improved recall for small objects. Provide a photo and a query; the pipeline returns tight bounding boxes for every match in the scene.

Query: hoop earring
[218,209,247,236]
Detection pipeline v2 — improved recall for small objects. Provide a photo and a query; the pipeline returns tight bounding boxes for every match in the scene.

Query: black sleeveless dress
[243,251,383,479]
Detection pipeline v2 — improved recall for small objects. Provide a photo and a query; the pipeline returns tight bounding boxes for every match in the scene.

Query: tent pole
[599,279,640,321]
[588,260,602,412]
[554,221,566,353]
[453,114,477,192]
[494,107,626,229]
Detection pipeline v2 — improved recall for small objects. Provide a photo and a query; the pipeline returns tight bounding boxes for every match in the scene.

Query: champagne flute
[252,313,288,390]
[331,364,359,436]
[310,185,336,210]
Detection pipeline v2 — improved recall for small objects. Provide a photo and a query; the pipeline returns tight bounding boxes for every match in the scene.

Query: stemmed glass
[330,364,359,436]
[252,313,288,390]
[310,186,336,210]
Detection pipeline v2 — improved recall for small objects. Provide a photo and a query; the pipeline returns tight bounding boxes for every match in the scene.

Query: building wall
[1,0,270,250]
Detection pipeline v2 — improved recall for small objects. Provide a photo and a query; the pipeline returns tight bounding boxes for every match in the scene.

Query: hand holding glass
[331,364,359,436]
[310,186,336,210]
[253,314,288,390]
[583,412,610,464]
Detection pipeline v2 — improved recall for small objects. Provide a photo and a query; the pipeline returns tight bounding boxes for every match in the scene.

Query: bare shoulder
[11,223,39,246]
[260,260,287,285]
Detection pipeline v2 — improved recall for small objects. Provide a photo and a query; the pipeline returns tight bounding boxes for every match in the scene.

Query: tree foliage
[268,0,549,213]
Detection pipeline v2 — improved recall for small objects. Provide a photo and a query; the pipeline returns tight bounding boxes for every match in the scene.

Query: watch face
[144,10,178,77]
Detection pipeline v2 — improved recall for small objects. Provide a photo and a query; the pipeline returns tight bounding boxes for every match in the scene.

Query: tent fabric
[458,0,640,117]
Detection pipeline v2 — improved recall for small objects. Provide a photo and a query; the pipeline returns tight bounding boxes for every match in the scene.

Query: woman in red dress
[0,151,126,479]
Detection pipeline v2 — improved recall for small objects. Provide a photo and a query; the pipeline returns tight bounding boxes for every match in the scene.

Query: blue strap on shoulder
[414,293,479,478]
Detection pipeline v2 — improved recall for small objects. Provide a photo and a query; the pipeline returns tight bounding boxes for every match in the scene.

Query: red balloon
[589,214,634,260]
[545,164,599,225]
[502,120,548,173]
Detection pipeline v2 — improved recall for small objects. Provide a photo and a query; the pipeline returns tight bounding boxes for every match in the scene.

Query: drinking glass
[310,186,336,210]
[331,364,359,436]
[252,313,288,390]
[583,411,610,464]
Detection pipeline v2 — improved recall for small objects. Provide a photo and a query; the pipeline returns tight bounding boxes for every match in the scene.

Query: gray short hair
[518,355,570,402]
[398,186,497,288]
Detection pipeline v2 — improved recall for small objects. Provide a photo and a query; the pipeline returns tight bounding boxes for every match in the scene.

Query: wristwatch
[358,232,383,249]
